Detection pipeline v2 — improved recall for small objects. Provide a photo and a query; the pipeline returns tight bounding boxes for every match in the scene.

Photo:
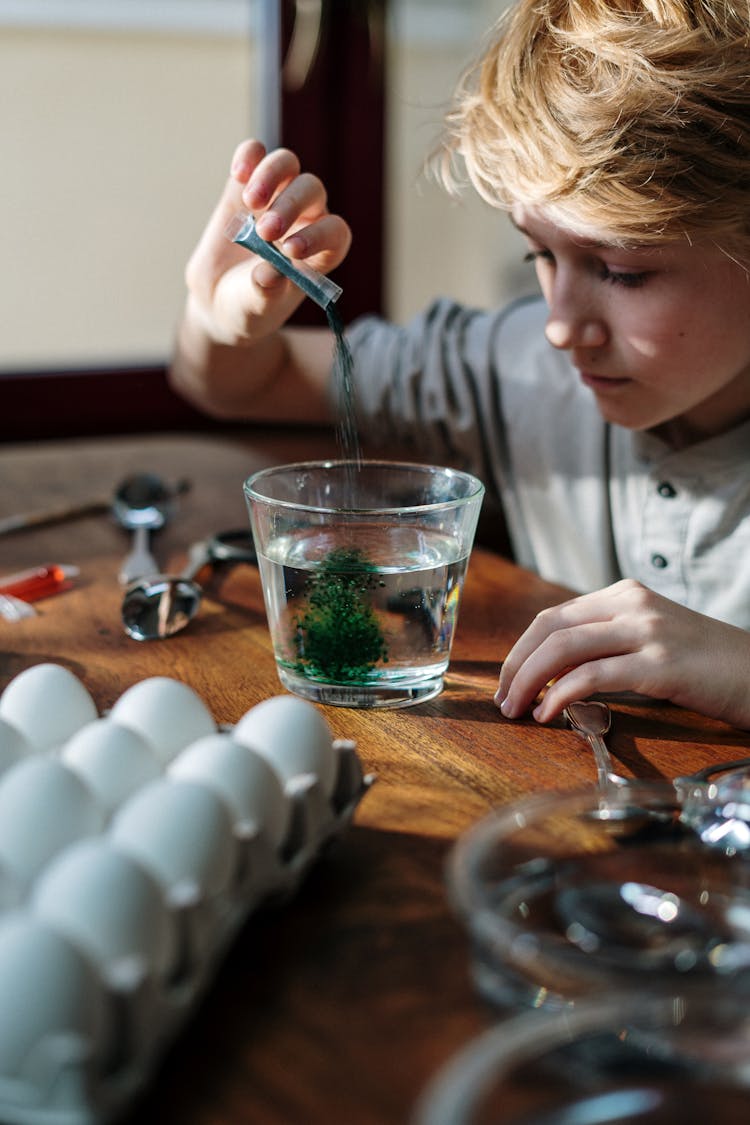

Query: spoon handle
[565,702,629,790]
[585,733,622,791]
[119,526,159,585]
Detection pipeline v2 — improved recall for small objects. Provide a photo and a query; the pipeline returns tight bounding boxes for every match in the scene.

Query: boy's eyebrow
[510,215,663,256]
[509,214,609,249]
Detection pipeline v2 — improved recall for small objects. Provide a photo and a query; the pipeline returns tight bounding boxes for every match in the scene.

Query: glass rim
[413,988,747,1125]
[448,779,684,915]
[243,458,485,516]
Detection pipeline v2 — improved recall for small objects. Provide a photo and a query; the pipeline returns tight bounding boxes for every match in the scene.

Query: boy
[170,0,750,729]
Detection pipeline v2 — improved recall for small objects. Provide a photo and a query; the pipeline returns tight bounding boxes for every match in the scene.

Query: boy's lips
[579,370,632,391]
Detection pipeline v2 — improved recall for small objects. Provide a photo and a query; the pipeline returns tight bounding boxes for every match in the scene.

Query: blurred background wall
[0,0,533,372]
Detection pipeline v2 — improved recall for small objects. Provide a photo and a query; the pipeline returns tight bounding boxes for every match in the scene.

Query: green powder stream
[326,303,361,466]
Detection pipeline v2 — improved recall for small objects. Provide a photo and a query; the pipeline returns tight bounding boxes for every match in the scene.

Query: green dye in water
[293,547,388,682]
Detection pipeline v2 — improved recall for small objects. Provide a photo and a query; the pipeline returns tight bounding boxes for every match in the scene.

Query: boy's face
[512,206,750,446]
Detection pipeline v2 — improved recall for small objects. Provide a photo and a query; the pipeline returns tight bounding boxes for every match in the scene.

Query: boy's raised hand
[185,139,352,347]
[496,579,750,730]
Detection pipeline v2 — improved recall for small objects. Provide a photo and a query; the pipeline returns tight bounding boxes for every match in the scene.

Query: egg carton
[0,664,373,1125]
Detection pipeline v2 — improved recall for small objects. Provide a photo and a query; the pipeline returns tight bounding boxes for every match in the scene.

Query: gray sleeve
[341,296,538,500]
[339,295,623,585]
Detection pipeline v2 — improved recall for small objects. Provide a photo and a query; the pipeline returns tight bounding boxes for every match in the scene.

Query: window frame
[2,0,386,442]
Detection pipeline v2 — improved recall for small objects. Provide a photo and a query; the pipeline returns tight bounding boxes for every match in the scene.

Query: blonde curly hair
[441,0,750,250]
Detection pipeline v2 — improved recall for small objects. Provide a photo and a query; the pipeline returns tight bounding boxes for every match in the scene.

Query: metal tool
[112,473,186,585]
[121,529,257,641]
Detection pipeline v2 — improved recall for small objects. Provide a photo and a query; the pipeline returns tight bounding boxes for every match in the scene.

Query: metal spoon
[565,700,750,849]
[121,529,256,640]
[563,700,661,832]
[112,473,188,585]
[564,701,628,789]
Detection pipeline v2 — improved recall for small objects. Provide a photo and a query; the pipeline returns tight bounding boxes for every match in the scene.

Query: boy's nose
[545,315,607,350]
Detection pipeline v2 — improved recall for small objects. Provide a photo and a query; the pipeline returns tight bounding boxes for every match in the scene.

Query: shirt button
[657,481,677,498]
[651,553,669,569]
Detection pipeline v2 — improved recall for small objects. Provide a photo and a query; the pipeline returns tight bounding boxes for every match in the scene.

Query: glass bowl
[413,990,750,1125]
[448,782,750,1014]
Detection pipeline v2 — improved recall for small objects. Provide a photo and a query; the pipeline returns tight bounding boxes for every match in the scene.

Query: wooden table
[1,431,748,1125]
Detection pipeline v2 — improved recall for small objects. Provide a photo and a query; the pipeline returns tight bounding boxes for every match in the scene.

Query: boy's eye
[599,265,649,288]
[523,247,650,288]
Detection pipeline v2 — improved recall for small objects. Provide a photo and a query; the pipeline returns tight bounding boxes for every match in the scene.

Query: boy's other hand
[496,579,750,730]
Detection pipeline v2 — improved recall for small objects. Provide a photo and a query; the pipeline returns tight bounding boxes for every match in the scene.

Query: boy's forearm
[169,297,284,419]
[169,300,336,425]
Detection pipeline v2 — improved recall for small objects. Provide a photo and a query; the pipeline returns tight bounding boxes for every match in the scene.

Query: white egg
[168,732,290,848]
[233,695,337,797]
[0,715,33,776]
[110,778,235,898]
[110,677,216,767]
[0,758,104,888]
[32,838,176,980]
[0,913,113,1079]
[0,663,97,752]
[61,717,162,817]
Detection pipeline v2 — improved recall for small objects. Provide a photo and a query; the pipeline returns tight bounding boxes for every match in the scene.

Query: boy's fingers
[242,147,302,211]
[282,215,353,272]
[251,260,293,293]
[230,138,267,183]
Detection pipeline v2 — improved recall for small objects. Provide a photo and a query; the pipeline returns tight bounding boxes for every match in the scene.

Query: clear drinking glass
[244,460,484,709]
